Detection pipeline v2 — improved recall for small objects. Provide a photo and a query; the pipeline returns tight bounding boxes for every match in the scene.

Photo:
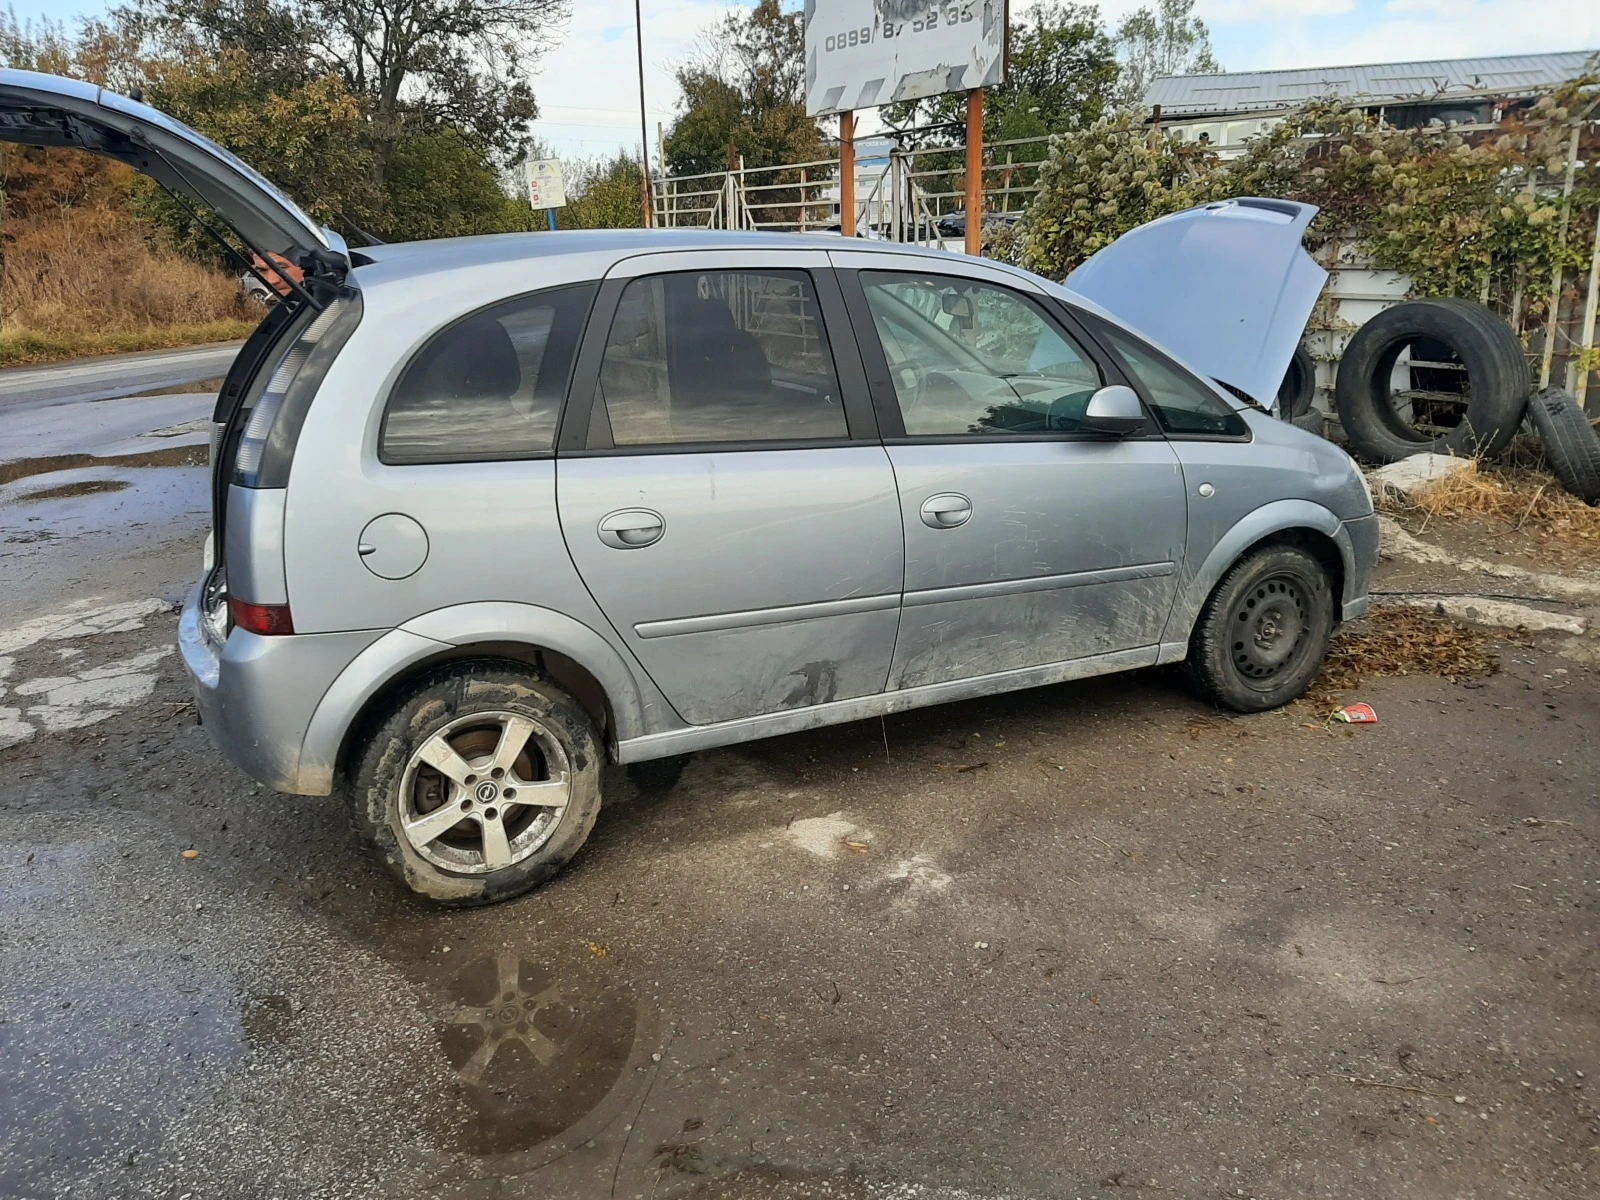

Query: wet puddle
[428,947,649,1157]
[0,444,207,487]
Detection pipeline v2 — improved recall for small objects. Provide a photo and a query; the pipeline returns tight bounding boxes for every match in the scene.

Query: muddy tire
[346,662,603,907]
[626,755,690,797]
[1184,544,1336,713]
[1527,386,1600,505]
[1334,299,1528,463]
[1277,343,1316,419]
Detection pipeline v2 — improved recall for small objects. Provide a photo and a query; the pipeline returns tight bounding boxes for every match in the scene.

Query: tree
[559,154,645,230]
[129,0,571,164]
[663,0,823,177]
[884,3,1119,149]
[1114,0,1220,110]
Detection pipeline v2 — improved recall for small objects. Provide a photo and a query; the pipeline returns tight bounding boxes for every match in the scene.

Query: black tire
[626,755,690,796]
[1527,386,1600,504]
[1184,544,1336,713]
[345,662,603,907]
[1334,299,1528,463]
[1277,343,1316,419]
[1290,407,1325,435]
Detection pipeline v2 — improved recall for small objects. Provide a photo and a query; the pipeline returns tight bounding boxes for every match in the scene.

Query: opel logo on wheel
[475,781,499,803]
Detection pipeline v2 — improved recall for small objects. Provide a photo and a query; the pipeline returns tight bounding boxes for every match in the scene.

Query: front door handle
[598,508,665,549]
[919,492,972,529]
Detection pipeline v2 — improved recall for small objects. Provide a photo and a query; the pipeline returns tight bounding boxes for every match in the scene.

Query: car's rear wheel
[346,663,602,907]
[1184,545,1335,712]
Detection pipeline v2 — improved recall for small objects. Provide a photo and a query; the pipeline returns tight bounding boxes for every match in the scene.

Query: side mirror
[1081,385,1146,436]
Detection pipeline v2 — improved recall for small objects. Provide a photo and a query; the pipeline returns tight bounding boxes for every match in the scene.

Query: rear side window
[595,269,847,447]
[380,283,594,464]
[1094,320,1249,438]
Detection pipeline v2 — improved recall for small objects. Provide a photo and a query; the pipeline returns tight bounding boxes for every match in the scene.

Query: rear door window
[594,269,847,447]
[380,283,594,464]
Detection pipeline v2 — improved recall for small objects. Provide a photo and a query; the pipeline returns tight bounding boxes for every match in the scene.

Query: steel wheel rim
[398,710,571,875]
[1230,574,1311,688]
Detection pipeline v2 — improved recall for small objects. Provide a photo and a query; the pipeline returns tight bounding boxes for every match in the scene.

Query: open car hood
[1065,198,1326,408]
[0,69,346,277]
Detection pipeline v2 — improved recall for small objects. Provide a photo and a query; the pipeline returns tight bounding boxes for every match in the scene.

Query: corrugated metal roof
[1145,51,1596,117]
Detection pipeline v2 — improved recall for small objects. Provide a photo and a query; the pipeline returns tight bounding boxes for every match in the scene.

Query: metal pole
[965,88,984,256]
[1539,124,1580,389]
[635,0,653,228]
[800,167,808,232]
[1575,203,1600,411]
[839,111,855,237]
[547,208,556,232]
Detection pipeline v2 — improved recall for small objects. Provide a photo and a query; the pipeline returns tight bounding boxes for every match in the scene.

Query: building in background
[1144,51,1596,157]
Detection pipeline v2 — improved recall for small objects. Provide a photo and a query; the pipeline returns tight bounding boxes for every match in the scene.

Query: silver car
[4,72,1378,906]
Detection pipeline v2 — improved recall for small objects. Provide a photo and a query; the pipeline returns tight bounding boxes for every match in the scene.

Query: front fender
[297,603,656,794]
[1158,498,1359,660]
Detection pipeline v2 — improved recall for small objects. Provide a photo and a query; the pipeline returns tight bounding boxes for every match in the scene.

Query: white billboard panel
[523,158,567,209]
[805,0,1006,118]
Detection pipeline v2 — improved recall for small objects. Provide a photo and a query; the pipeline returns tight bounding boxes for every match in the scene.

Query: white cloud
[1201,0,1355,19]
[529,0,734,164]
[1230,1,1599,70]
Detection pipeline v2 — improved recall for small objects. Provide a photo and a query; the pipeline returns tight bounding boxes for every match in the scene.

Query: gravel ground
[1,448,1597,1199]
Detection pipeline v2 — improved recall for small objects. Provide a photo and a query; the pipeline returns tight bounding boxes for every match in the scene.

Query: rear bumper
[1340,513,1379,621]
[178,584,380,794]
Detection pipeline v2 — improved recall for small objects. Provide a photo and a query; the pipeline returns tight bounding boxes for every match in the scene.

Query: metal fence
[652,136,1052,240]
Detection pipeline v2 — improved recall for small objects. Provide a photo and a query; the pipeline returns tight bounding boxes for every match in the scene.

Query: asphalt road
[1,373,1596,1200]
[0,341,241,413]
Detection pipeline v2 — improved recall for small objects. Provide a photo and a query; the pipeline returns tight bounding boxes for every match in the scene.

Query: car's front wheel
[1184,544,1335,712]
[346,663,603,906]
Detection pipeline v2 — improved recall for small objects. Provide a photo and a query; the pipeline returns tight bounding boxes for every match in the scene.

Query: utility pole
[965,88,984,256]
[635,0,653,228]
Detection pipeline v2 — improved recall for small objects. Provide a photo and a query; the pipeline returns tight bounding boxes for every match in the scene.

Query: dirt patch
[0,444,207,486]
[123,377,225,400]
[13,480,131,502]
[1303,606,1499,712]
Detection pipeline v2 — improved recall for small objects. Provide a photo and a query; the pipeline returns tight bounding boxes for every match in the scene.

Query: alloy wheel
[398,710,571,874]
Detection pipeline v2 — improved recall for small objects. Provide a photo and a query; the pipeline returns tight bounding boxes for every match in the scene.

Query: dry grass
[1303,606,1499,714]
[1375,458,1600,548]
[1,155,257,363]
[0,323,255,367]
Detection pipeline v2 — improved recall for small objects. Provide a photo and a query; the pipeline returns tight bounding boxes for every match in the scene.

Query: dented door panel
[886,440,1188,689]
[558,447,904,725]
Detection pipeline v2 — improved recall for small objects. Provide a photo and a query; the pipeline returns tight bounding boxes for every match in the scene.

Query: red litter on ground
[1334,703,1378,724]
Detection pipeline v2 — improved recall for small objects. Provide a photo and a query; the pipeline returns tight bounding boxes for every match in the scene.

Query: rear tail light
[229,598,295,636]
[233,292,363,488]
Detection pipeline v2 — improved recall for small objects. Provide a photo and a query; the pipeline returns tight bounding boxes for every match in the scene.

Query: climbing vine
[1014,80,1600,325]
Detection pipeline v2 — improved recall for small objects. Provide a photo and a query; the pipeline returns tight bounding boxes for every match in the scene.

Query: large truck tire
[1527,387,1600,505]
[1334,299,1528,463]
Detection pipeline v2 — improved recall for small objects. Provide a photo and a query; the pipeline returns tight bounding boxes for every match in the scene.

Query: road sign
[804,1,1005,118]
[523,158,567,210]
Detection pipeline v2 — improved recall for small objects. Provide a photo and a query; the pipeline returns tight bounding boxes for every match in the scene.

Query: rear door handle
[919,492,972,529]
[598,508,665,549]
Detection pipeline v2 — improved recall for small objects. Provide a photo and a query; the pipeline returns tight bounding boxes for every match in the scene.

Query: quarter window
[860,272,1102,437]
[595,270,847,446]
[1094,321,1250,438]
[380,284,593,464]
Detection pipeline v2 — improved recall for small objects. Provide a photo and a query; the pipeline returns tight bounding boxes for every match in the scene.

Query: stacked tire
[1334,298,1528,463]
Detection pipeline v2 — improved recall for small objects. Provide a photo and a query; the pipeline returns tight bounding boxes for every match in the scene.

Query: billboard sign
[805,1,1006,118]
[523,158,567,209]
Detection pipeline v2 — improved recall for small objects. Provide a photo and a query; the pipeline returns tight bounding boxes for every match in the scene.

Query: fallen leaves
[180,849,200,860]
[1303,606,1498,712]
[587,942,608,960]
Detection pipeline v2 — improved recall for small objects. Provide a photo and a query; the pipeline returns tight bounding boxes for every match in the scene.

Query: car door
[835,255,1189,690]
[555,250,903,726]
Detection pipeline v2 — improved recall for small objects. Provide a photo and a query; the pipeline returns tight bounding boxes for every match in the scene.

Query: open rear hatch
[0,69,357,632]
[1064,198,1327,409]
[0,69,348,288]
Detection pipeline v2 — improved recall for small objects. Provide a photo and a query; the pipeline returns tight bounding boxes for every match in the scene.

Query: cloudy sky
[14,0,1600,165]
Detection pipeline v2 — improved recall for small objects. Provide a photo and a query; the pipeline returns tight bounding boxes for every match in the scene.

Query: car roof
[350,227,990,280]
